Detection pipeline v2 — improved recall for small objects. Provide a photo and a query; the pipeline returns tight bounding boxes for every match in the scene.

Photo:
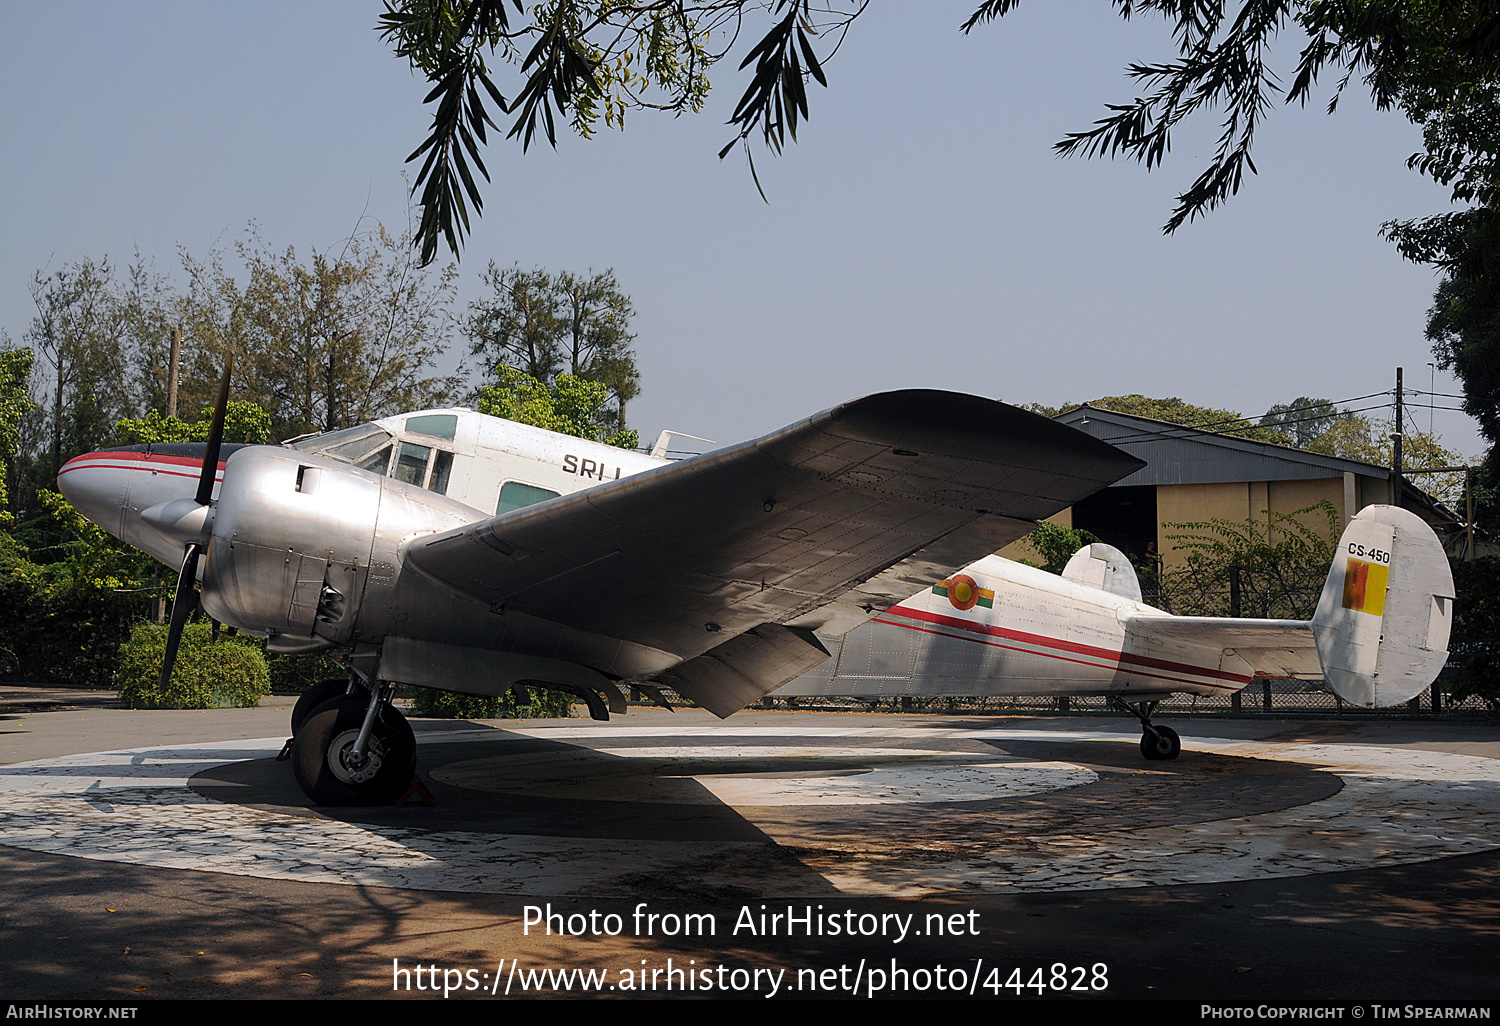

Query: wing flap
[657,624,832,718]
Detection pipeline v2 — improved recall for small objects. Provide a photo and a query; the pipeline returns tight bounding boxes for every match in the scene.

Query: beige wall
[1267,478,1345,540]
[1001,473,1385,569]
[1157,478,1346,569]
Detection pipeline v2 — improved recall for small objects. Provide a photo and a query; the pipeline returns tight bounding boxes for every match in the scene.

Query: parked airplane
[56,370,1453,804]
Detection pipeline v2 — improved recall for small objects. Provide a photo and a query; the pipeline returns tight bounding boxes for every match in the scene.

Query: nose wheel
[292,688,416,806]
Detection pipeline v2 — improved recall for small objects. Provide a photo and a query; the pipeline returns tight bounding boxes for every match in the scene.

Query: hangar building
[1000,404,1472,571]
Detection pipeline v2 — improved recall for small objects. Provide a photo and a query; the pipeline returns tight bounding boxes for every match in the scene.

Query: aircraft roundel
[948,574,980,611]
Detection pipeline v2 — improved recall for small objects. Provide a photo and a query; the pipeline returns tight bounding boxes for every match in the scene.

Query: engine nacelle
[202,447,382,651]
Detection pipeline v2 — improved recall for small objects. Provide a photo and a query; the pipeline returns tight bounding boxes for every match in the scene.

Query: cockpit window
[428,450,454,494]
[357,445,392,476]
[288,423,393,465]
[406,414,457,440]
[393,442,431,486]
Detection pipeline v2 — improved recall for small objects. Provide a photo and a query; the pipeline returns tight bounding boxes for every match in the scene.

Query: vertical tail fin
[1311,505,1455,707]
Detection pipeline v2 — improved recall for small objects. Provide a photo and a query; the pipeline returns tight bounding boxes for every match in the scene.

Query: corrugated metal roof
[1054,406,1391,487]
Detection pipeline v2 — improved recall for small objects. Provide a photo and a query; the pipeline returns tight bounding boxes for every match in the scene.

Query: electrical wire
[1067,390,1393,444]
[1094,399,1397,446]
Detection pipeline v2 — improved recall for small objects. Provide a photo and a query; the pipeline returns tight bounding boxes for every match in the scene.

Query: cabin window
[496,481,559,515]
[406,414,457,440]
[393,442,431,486]
[427,450,454,494]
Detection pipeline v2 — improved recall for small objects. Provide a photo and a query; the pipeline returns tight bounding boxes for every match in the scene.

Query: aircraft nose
[57,451,131,535]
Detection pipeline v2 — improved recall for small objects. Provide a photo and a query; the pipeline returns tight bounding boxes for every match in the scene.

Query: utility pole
[154,325,184,625]
[1392,367,1403,511]
[167,326,181,419]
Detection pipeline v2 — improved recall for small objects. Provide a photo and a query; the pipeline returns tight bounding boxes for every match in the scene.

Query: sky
[0,2,1482,459]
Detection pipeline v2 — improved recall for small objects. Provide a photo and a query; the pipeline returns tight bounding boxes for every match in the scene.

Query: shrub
[116,622,269,709]
[1448,556,1500,712]
[409,684,573,719]
[265,651,345,693]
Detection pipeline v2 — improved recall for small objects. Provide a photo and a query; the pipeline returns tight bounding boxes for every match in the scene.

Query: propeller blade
[194,356,234,507]
[159,543,202,691]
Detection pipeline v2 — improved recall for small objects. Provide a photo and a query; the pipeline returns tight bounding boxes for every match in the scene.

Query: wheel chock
[395,776,436,808]
[275,738,294,762]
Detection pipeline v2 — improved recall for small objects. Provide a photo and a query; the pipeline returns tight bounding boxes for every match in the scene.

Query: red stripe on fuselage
[879,603,1249,689]
[59,451,225,480]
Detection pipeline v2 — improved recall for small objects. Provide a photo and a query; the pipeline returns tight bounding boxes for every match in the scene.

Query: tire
[1140,725,1182,761]
[292,694,417,807]
[290,678,352,737]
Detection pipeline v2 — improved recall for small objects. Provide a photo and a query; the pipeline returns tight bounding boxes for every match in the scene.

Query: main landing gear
[1110,698,1182,761]
[290,679,417,806]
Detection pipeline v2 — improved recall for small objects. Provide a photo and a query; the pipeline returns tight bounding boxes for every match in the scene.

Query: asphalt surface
[1,688,1497,1002]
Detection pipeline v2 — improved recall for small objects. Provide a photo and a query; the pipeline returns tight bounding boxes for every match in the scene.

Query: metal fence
[730,680,1497,717]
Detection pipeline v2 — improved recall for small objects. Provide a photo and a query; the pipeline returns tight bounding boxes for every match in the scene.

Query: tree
[466,263,641,435]
[1019,520,1101,574]
[1159,501,1341,619]
[1259,397,1352,449]
[381,0,858,261]
[1448,554,1500,711]
[380,2,1494,255]
[114,402,272,446]
[0,344,34,527]
[477,366,638,449]
[466,264,561,382]
[1027,393,1290,444]
[380,3,1500,460]
[24,259,132,478]
[234,225,461,440]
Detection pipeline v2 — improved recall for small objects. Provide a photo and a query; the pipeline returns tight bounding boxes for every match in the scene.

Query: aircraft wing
[404,390,1143,712]
[1123,614,1324,679]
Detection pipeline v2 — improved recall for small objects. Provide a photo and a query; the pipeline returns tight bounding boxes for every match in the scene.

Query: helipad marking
[0,730,1495,896]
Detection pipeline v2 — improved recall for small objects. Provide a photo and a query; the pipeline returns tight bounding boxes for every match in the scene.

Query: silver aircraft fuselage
[780,555,1253,702]
[58,410,686,693]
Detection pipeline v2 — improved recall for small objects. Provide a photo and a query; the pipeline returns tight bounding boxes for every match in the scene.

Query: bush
[265,651,345,693]
[409,684,573,719]
[1448,556,1500,712]
[0,508,156,687]
[116,622,269,709]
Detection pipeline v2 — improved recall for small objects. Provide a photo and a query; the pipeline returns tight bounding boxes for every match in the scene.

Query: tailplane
[1311,505,1454,707]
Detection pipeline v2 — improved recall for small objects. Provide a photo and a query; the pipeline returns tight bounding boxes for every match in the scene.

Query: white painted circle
[0,728,1496,896]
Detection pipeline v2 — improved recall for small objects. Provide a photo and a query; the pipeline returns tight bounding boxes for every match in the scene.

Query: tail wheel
[290,678,353,737]
[1140,725,1181,761]
[292,694,416,806]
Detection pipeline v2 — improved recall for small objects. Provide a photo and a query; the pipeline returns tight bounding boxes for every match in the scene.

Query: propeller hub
[140,498,215,548]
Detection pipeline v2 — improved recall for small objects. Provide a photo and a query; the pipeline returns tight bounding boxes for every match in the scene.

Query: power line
[1095,399,1396,446]
[1068,390,1395,445]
